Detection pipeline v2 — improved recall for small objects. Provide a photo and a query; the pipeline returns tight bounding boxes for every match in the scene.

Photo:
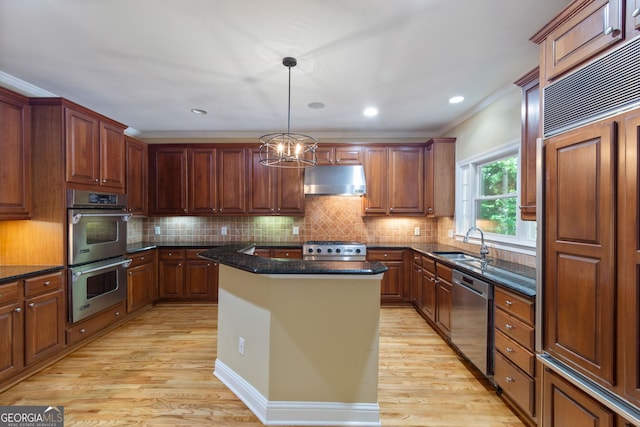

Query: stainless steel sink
[433,251,486,263]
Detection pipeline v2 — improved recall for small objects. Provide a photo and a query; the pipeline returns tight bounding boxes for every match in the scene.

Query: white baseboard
[214,359,381,426]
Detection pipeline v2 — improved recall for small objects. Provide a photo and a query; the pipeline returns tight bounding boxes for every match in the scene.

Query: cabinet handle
[207,263,211,267]
[102,179,107,183]
[115,311,120,316]
[43,281,51,286]
[505,324,514,330]
[141,257,144,260]
[505,376,515,383]
[633,7,640,17]
[505,347,514,353]
[178,263,182,267]
[14,307,21,313]
[427,207,433,213]
[80,328,86,334]
[95,178,99,183]
[28,303,35,308]
[129,271,132,275]
[505,300,514,306]
[183,209,187,213]
[384,253,388,257]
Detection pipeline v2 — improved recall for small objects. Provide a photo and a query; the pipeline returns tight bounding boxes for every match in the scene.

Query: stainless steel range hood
[303,165,366,196]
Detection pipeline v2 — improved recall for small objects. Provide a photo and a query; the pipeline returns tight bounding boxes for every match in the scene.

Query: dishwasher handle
[452,270,492,299]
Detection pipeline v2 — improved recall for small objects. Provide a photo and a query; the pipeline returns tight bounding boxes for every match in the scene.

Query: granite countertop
[127,240,537,296]
[0,265,65,283]
[198,244,388,275]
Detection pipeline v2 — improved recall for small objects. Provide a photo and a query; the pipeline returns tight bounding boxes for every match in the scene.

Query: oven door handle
[72,259,133,282]
[71,212,133,224]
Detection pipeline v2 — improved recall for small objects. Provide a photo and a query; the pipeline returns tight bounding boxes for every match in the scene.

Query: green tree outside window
[475,156,517,236]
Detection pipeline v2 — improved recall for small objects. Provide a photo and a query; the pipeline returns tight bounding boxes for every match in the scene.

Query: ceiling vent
[543,36,640,137]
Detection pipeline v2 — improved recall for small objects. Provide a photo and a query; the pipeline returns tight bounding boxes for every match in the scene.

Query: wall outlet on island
[238,337,245,356]
[221,226,228,235]
[154,226,161,235]
[292,226,299,235]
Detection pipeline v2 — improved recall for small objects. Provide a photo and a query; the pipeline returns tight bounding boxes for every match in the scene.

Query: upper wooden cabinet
[0,87,31,220]
[532,0,630,83]
[247,148,304,215]
[315,145,363,165]
[65,106,126,190]
[515,70,540,221]
[149,146,188,215]
[125,136,148,215]
[362,145,425,216]
[216,147,246,215]
[424,137,455,217]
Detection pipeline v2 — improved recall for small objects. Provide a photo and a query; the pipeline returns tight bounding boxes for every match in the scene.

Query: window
[456,141,536,252]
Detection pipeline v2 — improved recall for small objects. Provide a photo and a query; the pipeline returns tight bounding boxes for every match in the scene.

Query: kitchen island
[198,245,387,427]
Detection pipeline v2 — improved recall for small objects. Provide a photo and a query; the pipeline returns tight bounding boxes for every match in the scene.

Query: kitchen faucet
[464,226,489,259]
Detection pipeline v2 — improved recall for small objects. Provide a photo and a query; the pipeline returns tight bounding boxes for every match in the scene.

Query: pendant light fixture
[259,57,318,168]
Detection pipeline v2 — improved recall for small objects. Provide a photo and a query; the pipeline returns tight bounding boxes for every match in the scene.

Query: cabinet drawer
[495,351,535,418]
[0,281,20,305]
[422,256,436,274]
[159,249,183,260]
[495,308,534,350]
[435,262,452,282]
[495,329,535,376]
[367,250,404,261]
[494,287,534,324]
[272,249,302,259]
[128,250,154,268]
[186,248,207,260]
[24,271,63,298]
[412,251,422,263]
[66,301,126,346]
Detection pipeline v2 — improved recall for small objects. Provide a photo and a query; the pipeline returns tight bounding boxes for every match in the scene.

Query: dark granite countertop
[198,244,388,275]
[0,265,65,283]
[127,241,536,296]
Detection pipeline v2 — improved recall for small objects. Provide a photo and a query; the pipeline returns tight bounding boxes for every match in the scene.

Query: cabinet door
[436,278,452,337]
[247,148,275,214]
[188,148,217,214]
[388,146,424,214]
[362,147,388,215]
[543,0,624,81]
[0,89,30,219]
[65,107,100,186]
[542,367,615,427]
[99,121,125,190]
[127,262,155,313]
[25,289,65,366]
[411,261,422,308]
[217,148,246,214]
[421,270,436,322]
[334,146,363,164]
[380,261,403,302]
[0,300,23,382]
[184,250,214,300]
[425,138,455,217]
[158,253,183,299]
[545,119,616,387]
[149,147,188,215]
[125,136,148,215]
[631,0,640,35]
[276,167,305,215]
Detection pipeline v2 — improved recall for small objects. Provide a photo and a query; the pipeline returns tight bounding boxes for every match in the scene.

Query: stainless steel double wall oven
[67,190,131,323]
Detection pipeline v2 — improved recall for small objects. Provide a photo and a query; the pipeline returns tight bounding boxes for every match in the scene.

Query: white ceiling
[0,0,567,140]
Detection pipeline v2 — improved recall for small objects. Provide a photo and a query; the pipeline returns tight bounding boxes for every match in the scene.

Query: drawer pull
[505,376,515,383]
[115,311,120,316]
[43,281,51,286]
[14,307,21,313]
[504,300,514,306]
[633,7,640,17]
[505,324,514,330]
[141,257,144,260]
[28,303,35,308]
[505,347,514,353]
[80,328,86,334]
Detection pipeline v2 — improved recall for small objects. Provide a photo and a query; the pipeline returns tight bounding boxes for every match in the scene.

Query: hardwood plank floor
[0,305,524,426]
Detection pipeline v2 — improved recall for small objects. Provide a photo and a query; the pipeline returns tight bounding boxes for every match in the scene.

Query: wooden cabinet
[66,301,125,346]
[23,272,65,367]
[149,146,188,215]
[315,145,363,165]
[424,138,456,217]
[216,147,246,214]
[0,281,23,382]
[247,148,304,215]
[188,147,217,214]
[271,249,302,259]
[536,0,624,82]
[494,286,536,420]
[544,118,616,388]
[421,256,437,322]
[542,367,615,427]
[363,145,425,216]
[127,250,156,313]
[158,249,218,301]
[0,87,31,220]
[125,136,148,215]
[65,106,126,190]
[410,252,422,308]
[434,263,452,338]
[515,70,540,221]
[367,249,410,303]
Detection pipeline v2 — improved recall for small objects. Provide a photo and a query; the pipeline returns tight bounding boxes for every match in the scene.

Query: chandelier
[259,57,318,168]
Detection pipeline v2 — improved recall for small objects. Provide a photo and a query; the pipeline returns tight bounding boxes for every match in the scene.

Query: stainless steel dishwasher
[451,269,493,377]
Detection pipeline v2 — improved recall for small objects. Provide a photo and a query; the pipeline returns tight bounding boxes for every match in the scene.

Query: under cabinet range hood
[303,165,366,196]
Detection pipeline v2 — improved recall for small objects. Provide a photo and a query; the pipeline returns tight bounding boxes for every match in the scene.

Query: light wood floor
[0,305,525,426]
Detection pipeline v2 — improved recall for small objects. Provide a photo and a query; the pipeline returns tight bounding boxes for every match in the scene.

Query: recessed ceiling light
[448,96,464,104]
[308,102,325,109]
[190,108,207,115]
[363,107,378,117]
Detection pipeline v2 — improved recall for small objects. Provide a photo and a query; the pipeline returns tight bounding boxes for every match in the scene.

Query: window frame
[455,140,536,255]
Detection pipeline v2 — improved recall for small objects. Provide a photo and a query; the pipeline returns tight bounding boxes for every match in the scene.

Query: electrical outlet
[448,229,454,238]
[221,226,227,235]
[292,226,299,235]
[414,227,420,236]
[238,337,245,355]
[154,226,161,235]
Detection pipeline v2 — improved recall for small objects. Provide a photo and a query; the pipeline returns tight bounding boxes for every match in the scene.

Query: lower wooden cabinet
[0,281,23,382]
[158,249,218,301]
[367,249,410,304]
[435,262,452,338]
[421,257,437,322]
[66,301,126,346]
[127,250,157,313]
